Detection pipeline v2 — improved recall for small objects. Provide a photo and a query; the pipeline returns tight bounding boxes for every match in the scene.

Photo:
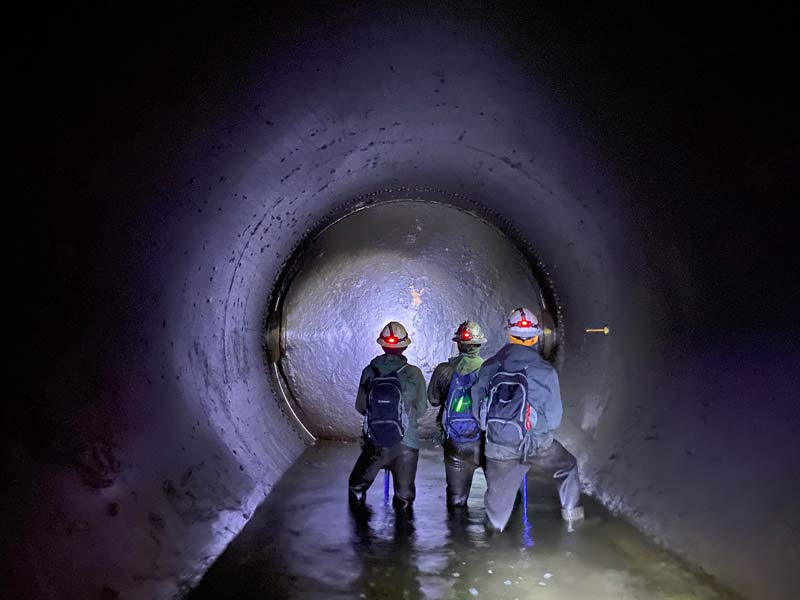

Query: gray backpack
[484,368,535,448]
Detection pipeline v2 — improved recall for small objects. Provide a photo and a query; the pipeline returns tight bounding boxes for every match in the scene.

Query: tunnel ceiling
[277,200,545,440]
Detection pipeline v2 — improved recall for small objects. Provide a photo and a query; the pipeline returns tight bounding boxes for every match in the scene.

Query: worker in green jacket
[427,321,486,509]
[349,321,428,513]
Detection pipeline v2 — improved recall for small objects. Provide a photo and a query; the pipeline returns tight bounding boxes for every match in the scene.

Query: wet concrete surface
[190,442,738,600]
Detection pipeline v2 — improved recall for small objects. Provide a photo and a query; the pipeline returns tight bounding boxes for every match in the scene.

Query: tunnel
[272,198,557,441]
[8,4,798,600]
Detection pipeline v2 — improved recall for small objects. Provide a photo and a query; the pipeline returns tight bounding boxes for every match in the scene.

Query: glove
[518,431,538,462]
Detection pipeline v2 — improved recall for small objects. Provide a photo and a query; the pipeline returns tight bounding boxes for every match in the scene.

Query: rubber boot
[348,489,367,509]
[392,495,414,518]
[561,505,585,531]
[561,506,584,521]
[447,503,469,523]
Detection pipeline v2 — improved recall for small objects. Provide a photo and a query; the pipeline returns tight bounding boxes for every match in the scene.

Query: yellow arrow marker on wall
[586,326,610,335]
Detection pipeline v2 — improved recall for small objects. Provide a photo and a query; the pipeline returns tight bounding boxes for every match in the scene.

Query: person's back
[427,321,486,509]
[472,308,584,531]
[356,351,427,449]
[473,342,561,461]
[349,321,427,513]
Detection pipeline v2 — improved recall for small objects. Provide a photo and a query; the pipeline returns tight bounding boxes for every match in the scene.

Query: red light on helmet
[462,330,472,339]
[386,336,397,344]
[519,320,530,327]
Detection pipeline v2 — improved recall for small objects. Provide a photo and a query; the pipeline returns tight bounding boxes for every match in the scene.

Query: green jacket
[355,353,428,449]
[427,349,484,435]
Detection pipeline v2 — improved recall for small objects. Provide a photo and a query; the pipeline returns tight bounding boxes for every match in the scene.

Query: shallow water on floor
[190,442,738,600]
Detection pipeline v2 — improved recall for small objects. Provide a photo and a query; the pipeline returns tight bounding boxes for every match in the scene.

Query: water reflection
[349,500,422,600]
[190,442,739,600]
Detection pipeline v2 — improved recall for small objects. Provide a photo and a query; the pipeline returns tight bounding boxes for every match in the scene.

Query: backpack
[363,364,408,447]
[484,368,535,449]
[442,369,481,443]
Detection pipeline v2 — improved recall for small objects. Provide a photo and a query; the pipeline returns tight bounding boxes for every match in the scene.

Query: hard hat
[377,321,411,348]
[505,307,542,339]
[453,320,487,345]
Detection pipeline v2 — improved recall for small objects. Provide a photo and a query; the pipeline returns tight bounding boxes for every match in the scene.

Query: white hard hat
[505,307,542,339]
[453,320,487,345]
[377,321,411,348]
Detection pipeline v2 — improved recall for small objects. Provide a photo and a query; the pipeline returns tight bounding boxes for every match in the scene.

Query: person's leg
[527,439,584,521]
[444,439,481,508]
[389,443,420,509]
[484,458,530,531]
[348,443,387,504]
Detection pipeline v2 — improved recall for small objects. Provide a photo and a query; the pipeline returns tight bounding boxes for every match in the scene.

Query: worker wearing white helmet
[471,307,584,531]
[427,320,487,510]
[348,321,428,514]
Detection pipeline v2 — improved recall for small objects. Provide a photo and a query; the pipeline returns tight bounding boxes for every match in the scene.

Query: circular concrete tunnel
[9,5,798,600]
[274,199,551,440]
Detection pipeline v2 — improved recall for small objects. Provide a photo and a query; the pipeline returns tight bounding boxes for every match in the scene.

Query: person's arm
[470,357,497,423]
[528,366,563,431]
[412,367,428,418]
[427,363,449,407]
[355,366,372,415]
[542,368,563,430]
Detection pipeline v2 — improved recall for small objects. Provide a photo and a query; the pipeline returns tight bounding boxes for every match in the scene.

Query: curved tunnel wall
[9,7,798,600]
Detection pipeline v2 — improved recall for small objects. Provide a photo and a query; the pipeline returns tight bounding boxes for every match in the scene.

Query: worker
[427,320,486,510]
[348,321,428,514]
[472,308,584,531]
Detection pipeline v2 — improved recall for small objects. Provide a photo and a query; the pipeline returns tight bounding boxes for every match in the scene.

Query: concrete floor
[190,442,738,600]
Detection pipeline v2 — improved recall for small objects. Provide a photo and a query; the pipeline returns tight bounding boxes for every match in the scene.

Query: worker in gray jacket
[472,308,584,531]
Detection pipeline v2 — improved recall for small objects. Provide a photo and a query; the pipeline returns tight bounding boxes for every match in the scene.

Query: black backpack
[363,364,408,447]
[484,368,535,448]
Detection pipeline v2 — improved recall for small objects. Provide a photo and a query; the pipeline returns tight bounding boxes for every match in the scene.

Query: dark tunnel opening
[7,3,799,600]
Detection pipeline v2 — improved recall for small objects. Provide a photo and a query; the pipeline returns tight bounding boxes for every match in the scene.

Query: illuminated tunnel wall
[277,199,550,440]
[9,5,797,600]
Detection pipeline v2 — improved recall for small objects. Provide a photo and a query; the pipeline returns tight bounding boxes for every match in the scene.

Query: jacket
[471,343,562,460]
